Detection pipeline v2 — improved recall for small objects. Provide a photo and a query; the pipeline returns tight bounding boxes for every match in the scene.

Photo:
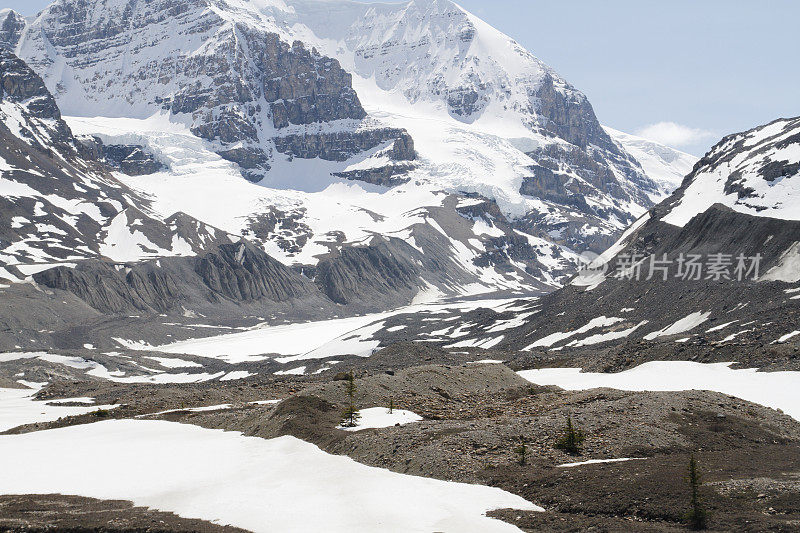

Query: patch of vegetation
[685,455,708,530]
[340,372,360,428]
[514,436,527,466]
[554,416,585,456]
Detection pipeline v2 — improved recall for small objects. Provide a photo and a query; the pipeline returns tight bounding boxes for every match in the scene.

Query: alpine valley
[0,1,798,532]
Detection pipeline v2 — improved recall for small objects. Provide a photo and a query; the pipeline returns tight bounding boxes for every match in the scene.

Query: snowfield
[518,362,800,421]
[603,126,696,194]
[0,384,118,432]
[0,420,541,532]
[142,296,529,361]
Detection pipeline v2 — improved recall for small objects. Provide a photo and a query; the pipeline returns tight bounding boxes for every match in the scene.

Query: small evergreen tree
[341,404,361,428]
[388,398,395,414]
[345,371,356,399]
[685,455,708,530]
[340,371,360,428]
[514,436,527,466]
[554,416,585,456]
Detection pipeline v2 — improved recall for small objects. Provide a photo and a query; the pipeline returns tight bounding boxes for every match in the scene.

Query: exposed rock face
[534,73,613,151]
[77,136,165,176]
[519,143,648,253]
[100,143,165,176]
[263,39,366,128]
[0,10,23,51]
[332,164,416,188]
[0,48,70,142]
[509,74,660,252]
[314,238,422,305]
[273,129,415,162]
[8,0,412,185]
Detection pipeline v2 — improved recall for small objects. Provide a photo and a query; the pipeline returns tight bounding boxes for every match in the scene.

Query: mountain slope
[0,48,226,282]
[661,117,800,226]
[284,0,668,249]
[0,0,670,275]
[604,126,698,194]
[362,118,800,368]
[0,50,445,351]
[0,0,708,309]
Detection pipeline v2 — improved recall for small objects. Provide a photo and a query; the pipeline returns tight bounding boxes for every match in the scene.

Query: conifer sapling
[514,436,527,466]
[340,372,360,428]
[554,416,586,456]
[685,455,708,530]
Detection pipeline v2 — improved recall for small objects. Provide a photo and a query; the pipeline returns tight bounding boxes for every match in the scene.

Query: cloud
[635,122,716,148]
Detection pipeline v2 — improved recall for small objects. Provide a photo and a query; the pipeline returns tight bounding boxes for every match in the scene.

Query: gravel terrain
[1,347,799,531]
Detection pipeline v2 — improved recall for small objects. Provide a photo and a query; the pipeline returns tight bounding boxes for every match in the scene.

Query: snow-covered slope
[0,49,224,281]
[662,117,800,226]
[604,126,698,195]
[283,0,666,247]
[0,0,679,296]
[397,118,800,359]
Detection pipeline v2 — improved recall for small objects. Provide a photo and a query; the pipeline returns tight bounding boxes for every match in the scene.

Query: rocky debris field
[0,494,247,532]
[2,349,798,532]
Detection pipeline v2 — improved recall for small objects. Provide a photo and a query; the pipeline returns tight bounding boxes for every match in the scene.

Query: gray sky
[5,0,798,156]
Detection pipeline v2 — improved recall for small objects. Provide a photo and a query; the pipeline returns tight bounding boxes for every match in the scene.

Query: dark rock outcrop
[101,143,165,176]
[314,239,422,305]
[195,242,314,302]
[0,10,24,51]
[262,38,366,129]
[77,136,165,176]
[273,129,415,163]
[332,164,415,187]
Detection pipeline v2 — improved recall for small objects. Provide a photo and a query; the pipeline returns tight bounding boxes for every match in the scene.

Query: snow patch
[0,420,541,531]
[519,362,800,421]
[339,407,423,432]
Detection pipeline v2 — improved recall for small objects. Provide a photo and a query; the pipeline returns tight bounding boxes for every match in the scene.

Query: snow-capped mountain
[604,126,698,194]
[660,117,800,226]
[0,0,693,303]
[0,48,225,283]
[377,117,799,362]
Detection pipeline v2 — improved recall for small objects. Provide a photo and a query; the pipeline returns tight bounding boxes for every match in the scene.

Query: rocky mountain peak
[7,0,413,183]
[659,116,800,226]
[0,9,23,51]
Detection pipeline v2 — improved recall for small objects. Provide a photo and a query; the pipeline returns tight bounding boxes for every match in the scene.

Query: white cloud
[635,122,716,148]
